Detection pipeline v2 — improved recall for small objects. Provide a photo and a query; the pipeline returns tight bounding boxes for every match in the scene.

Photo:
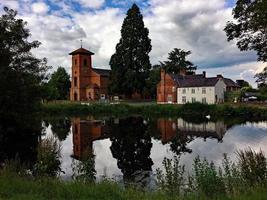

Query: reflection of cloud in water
[94,139,122,178]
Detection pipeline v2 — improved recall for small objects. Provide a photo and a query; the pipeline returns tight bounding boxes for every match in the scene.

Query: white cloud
[75,0,105,9]
[31,2,49,14]
[3,0,264,87]
[0,0,19,10]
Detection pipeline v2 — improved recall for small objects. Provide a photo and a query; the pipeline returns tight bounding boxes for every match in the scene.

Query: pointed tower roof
[69,47,94,55]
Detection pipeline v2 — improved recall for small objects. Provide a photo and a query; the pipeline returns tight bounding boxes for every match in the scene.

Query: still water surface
[42,116,267,185]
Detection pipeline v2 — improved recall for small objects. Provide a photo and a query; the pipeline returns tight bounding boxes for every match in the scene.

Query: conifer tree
[109,4,152,97]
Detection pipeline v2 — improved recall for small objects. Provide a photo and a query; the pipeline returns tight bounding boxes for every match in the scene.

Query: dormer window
[84,59,87,66]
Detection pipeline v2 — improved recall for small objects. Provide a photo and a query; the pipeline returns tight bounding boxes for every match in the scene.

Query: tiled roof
[92,68,110,76]
[69,48,95,55]
[169,73,238,88]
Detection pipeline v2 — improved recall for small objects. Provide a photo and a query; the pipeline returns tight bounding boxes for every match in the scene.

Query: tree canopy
[0,7,49,118]
[224,0,267,62]
[255,67,267,88]
[109,3,152,97]
[161,48,197,74]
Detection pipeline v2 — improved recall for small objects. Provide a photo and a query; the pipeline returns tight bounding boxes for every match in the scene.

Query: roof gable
[69,48,95,55]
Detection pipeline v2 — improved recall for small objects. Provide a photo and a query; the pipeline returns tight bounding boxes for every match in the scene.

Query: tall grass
[33,136,62,177]
[156,148,267,199]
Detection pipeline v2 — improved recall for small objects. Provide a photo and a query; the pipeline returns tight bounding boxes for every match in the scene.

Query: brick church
[70,47,110,101]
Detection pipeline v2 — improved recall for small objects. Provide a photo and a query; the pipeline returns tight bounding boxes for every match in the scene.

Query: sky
[0,0,265,87]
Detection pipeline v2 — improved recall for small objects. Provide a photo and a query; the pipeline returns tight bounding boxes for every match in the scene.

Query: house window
[182,96,186,103]
[191,88,195,94]
[84,59,87,66]
[202,97,206,104]
[192,97,196,103]
[202,88,206,94]
[74,77,77,87]
[182,89,186,94]
[74,59,77,66]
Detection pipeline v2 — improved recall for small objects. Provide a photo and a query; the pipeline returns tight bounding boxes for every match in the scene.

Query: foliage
[42,67,71,101]
[237,148,267,186]
[255,66,267,88]
[192,156,226,197]
[72,154,96,183]
[0,7,49,119]
[49,117,71,141]
[224,0,267,62]
[156,156,185,195]
[225,90,241,102]
[41,102,267,120]
[160,48,197,74]
[33,137,62,177]
[143,65,161,99]
[109,4,152,96]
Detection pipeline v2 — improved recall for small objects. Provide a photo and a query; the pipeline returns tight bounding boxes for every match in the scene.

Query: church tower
[69,47,95,101]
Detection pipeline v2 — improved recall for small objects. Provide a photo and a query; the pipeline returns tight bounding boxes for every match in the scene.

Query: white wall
[177,86,215,104]
[214,79,226,103]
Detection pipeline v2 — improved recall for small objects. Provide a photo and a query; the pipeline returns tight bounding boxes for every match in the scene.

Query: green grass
[41,101,267,120]
[0,174,267,200]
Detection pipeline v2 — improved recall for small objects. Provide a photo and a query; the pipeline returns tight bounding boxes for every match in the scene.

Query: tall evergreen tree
[109,4,152,97]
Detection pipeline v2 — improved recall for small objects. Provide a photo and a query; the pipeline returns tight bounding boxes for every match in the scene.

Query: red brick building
[70,47,110,101]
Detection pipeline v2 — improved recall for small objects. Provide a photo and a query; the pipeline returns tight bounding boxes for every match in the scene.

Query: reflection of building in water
[157,118,227,143]
[72,118,109,160]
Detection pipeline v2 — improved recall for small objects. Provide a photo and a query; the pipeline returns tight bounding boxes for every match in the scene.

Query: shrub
[33,136,62,177]
[156,156,185,195]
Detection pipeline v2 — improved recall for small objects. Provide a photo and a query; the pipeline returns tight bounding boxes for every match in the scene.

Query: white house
[157,70,239,104]
[177,77,227,104]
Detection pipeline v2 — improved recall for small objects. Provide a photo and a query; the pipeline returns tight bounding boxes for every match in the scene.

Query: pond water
[43,116,267,185]
[1,115,267,187]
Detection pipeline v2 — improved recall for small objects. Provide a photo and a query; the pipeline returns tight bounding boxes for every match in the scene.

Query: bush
[33,137,62,177]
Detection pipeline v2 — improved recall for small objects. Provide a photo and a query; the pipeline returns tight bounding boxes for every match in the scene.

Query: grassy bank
[0,174,267,200]
[1,148,267,200]
[41,101,267,120]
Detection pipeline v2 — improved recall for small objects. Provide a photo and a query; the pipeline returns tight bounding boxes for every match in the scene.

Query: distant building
[69,47,110,101]
[157,70,240,104]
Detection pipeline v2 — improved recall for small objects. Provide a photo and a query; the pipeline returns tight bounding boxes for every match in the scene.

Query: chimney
[203,71,206,78]
[217,74,223,78]
[179,68,186,76]
[160,68,165,80]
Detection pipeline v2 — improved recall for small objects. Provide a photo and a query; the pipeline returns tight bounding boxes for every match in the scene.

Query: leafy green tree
[161,48,197,74]
[224,0,267,62]
[143,65,161,99]
[109,3,152,97]
[48,67,71,100]
[0,7,48,118]
[255,67,267,88]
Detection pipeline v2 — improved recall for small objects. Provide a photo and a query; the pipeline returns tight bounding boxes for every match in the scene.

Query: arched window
[84,59,87,66]
[74,77,77,87]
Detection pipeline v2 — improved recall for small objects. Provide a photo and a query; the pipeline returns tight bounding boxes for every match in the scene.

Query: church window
[75,59,77,65]
[84,59,87,66]
[74,77,77,87]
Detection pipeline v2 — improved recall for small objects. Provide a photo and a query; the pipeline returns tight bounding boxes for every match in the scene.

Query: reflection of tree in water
[170,132,193,156]
[110,117,153,187]
[48,117,71,141]
[0,116,42,169]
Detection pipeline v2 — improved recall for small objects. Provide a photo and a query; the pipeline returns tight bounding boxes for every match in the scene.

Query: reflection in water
[157,118,227,155]
[65,116,230,186]
[109,117,153,188]
[0,117,42,169]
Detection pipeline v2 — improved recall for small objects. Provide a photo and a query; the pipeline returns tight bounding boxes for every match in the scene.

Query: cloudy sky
[1,0,265,87]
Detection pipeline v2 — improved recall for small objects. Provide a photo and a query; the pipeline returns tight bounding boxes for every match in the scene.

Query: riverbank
[0,174,266,200]
[41,101,267,120]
